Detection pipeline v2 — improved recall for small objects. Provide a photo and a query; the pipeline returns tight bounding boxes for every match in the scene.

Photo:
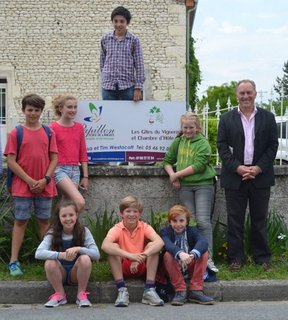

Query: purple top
[100,30,145,90]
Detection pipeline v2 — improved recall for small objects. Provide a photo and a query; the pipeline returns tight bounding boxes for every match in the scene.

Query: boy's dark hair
[21,94,45,111]
[111,6,131,24]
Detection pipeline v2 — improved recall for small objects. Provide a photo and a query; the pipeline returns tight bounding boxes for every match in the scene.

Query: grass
[216,255,288,280]
[1,255,288,282]
[0,260,113,282]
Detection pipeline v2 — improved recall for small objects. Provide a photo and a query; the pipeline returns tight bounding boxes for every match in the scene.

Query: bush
[84,209,119,260]
[213,209,288,262]
[0,179,13,263]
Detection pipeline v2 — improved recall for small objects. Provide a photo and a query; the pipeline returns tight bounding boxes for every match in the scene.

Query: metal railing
[189,92,288,165]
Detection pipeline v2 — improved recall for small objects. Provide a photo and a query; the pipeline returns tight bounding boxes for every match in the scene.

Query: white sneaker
[76,292,92,307]
[208,258,219,273]
[115,287,129,307]
[45,292,67,307]
[142,288,164,306]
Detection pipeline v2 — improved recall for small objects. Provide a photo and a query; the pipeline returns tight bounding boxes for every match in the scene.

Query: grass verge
[1,255,288,281]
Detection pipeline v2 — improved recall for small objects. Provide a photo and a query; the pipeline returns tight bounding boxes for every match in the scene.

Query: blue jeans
[179,185,214,252]
[102,86,134,100]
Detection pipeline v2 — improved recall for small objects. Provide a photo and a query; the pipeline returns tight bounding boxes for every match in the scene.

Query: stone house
[0,0,197,147]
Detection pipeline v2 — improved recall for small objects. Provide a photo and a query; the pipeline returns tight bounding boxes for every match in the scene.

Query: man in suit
[217,79,278,271]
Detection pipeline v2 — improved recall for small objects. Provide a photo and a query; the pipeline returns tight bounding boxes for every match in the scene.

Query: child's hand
[133,89,142,102]
[179,252,192,268]
[28,179,38,191]
[127,253,146,264]
[30,179,46,193]
[65,247,79,261]
[169,172,178,183]
[79,177,89,190]
[172,180,180,189]
[130,261,139,274]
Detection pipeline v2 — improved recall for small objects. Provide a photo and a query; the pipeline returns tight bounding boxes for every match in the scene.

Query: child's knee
[45,259,59,271]
[14,220,28,228]
[76,197,85,212]
[163,251,174,263]
[199,251,209,263]
[37,218,49,226]
[78,254,92,267]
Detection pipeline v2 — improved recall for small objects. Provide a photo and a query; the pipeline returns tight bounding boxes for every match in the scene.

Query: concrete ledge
[1,280,288,304]
[220,280,288,301]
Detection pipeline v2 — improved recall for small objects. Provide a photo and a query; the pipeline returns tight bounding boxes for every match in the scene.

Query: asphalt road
[0,301,288,320]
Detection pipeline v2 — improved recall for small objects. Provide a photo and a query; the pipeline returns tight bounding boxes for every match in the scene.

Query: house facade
[0,0,196,147]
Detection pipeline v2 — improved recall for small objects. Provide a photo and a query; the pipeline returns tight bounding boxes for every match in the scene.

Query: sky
[192,0,288,103]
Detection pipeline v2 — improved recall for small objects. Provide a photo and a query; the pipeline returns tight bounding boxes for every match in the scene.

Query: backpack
[6,124,52,192]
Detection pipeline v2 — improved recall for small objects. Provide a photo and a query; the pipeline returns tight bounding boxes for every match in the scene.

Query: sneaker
[45,292,67,308]
[171,291,186,306]
[8,261,23,276]
[76,292,92,307]
[207,258,219,273]
[188,290,214,305]
[142,288,164,306]
[115,287,129,307]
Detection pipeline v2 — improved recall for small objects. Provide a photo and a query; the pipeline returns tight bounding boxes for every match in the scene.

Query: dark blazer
[160,225,208,258]
[217,107,278,189]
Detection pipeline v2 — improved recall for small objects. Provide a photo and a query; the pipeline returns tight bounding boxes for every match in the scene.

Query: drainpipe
[186,0,198,110]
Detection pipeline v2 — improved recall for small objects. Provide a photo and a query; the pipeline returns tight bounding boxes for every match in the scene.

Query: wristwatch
[44,176,51,184]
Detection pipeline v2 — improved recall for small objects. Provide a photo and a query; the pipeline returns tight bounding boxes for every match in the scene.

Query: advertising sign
[75,100,186,162]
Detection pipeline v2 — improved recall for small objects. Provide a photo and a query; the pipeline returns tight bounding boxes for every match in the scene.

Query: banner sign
[75,100,186,162]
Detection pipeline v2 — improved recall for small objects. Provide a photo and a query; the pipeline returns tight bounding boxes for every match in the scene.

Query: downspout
[186,0,198,110]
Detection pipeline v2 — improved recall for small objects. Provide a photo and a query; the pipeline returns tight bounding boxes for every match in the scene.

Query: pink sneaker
[76,292,92,307]
[45,292,67,307]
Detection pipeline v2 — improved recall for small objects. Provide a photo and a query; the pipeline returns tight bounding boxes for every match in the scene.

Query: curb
[1,280,288,304]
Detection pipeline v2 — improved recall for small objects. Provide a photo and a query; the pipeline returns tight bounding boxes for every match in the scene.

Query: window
[0,79,7,125]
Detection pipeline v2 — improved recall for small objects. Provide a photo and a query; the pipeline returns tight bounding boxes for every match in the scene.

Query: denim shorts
[62,262,77,285]
[13,196,52,220]
[54,165,80,185]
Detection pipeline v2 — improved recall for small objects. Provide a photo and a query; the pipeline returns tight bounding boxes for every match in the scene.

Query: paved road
[1,301,288,320]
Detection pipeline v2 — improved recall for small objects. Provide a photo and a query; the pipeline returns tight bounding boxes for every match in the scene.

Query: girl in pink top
[50,95,89,213]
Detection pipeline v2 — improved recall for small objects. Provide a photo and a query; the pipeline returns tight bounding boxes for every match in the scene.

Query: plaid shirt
[100,31,145,90]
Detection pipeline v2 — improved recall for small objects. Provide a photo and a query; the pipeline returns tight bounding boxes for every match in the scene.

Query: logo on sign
[84,103,103,123]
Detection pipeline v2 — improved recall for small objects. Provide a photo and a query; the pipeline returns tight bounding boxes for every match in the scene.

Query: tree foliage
[197,81,238,113]
[274,61,288,100]
[188,36,201,109]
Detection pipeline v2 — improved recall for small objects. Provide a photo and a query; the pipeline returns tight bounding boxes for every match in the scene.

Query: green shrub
[149,209,168,234]
[213,209,288,262]
[84,209,119,260]
[0,179,13,263]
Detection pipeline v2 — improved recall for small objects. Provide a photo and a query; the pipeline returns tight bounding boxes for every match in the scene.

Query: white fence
[190,94,288,165]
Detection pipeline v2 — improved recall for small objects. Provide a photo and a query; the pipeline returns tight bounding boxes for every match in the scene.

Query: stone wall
[83,165,288,225]
[1,165,288,225]
[0,0,187,129]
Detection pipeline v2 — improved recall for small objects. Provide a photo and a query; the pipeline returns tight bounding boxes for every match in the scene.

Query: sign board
[75,100,186,162]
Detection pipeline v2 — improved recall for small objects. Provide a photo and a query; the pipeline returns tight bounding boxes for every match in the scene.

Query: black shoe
[171,291,186,306]
[261,262,272,271]
[188,290,214,305]
[229,261,242,272]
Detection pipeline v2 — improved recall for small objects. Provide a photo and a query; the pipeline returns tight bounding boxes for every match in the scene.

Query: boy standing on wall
[4,94,58,276]
[101,196,164,307]
[100,6,145,101]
